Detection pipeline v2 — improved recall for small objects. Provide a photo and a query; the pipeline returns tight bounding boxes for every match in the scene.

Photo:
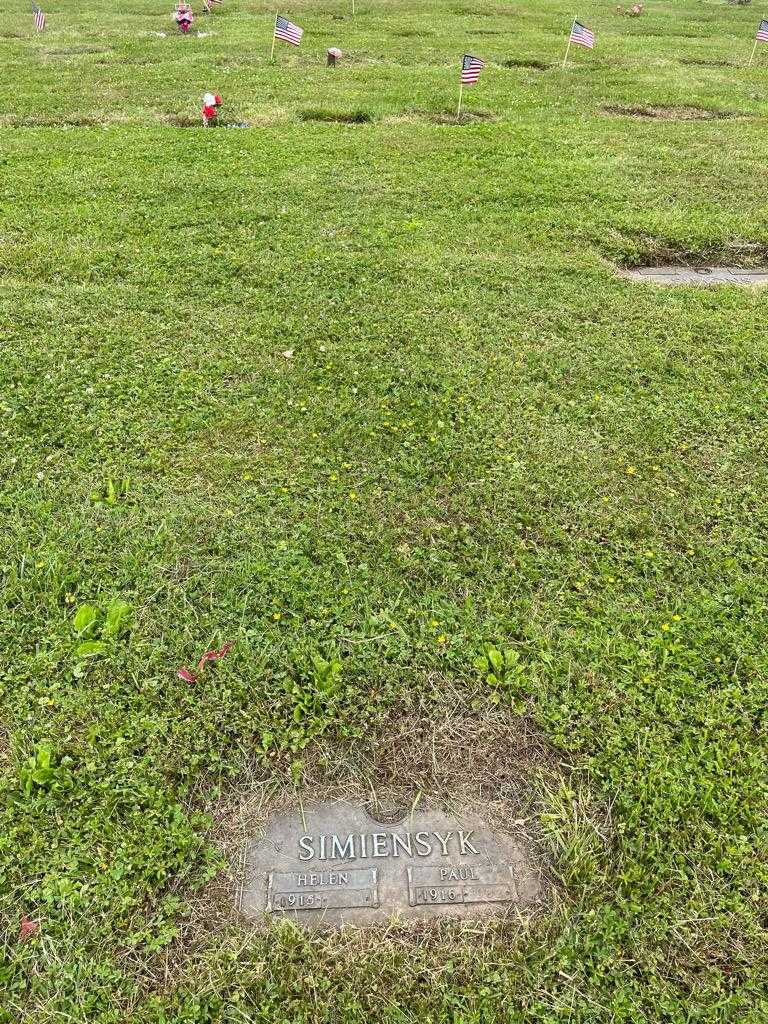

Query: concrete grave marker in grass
[239,800,541,927]
[602,103,737,120]
[620,266,768,285]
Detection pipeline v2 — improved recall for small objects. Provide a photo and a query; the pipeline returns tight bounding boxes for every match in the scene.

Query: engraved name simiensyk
[297,829,479,861]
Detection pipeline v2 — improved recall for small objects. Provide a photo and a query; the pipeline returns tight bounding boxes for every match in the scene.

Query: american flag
[32,1,45,31]
[274,15,303,45]
[757,20,768,42]
[460,54,485,85]
[570,20,594,49]
[203,0,211,10]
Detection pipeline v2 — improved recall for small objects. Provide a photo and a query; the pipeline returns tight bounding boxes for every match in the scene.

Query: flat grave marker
[239,800,541,927]
[620,266,768,286]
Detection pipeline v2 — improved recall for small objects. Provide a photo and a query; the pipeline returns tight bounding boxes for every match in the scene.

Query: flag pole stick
[748,38,758,67]
[352,0,355,15]
[456,83,464,120]
[270,12,277,60]
[562,17,575,69]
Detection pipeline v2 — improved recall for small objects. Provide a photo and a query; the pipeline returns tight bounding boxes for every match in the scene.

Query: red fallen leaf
[196,642,234,671]
[19,915,39,942]
[176,643,232,682]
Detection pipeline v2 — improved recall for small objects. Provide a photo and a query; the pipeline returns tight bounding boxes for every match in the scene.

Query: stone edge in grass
[619,265,768,285]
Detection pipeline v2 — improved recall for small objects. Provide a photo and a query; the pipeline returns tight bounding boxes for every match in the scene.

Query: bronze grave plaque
[239,800,540,927]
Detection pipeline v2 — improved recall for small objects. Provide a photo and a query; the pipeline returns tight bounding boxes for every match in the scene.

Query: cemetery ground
[1,0,767,1020]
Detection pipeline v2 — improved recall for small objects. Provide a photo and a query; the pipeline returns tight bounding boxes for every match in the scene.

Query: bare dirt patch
[602,103,738,120]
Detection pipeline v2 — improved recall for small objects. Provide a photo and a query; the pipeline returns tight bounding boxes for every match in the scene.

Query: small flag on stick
[563,18,594,68]
[457,54,484,119]
[271,13,303,60]
[749,20,768,65]
[32,1,46,31]
[570,20,594,49]
[460,54,485,85]
[274,14,303,46]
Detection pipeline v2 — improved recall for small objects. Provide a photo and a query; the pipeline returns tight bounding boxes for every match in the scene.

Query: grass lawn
[1,0,767,1019]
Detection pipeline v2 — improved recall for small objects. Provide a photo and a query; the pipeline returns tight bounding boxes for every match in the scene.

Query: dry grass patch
[394,27,435,36]
[43,46,113,57]
[608,229,768,270]
[602,103,738,120]
[392,108,496,126]
[111,704,609,999]
[176,706,606,944]
[0,114,126,127]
